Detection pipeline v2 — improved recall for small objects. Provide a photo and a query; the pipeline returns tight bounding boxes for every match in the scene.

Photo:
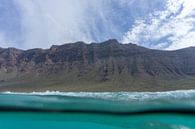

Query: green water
[0,91,195,129]
[1,112,195,129]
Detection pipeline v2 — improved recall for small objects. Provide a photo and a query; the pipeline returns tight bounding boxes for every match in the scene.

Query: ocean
[0,90,195,129]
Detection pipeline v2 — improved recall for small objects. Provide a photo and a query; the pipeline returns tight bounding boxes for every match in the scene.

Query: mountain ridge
[0,39,195,92]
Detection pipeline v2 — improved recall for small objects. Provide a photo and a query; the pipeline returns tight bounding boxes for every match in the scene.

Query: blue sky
[0,0,195,50]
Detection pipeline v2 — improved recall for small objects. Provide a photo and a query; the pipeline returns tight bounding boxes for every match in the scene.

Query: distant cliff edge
[0,39,195,92]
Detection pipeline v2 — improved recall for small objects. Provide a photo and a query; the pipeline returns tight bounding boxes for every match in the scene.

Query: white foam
[2,90,195,101]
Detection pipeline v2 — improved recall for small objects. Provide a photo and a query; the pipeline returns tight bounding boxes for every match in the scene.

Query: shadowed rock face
[0,39,195,91]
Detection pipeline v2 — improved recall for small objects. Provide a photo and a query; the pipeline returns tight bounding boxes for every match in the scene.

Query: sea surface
[1,90,195,129]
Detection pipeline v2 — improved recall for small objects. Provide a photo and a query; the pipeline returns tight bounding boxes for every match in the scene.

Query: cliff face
[0,39,195,92]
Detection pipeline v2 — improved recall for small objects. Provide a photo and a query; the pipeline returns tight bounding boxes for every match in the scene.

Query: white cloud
[15,0,92,49]
[15,0,123,49]
[0,0,192,50]
[122,0,195,50]
[13,0,165,49]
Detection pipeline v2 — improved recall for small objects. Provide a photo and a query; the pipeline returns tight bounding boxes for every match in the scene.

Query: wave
[2,90,195,101]
[1,90,195,115]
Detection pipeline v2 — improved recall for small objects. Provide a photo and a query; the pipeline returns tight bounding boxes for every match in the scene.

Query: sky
[0,0,195,50]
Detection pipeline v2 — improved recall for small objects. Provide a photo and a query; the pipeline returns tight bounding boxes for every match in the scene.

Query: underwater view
[0,90,195,129]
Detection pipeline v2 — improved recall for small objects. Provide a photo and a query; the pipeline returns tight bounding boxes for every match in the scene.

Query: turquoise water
[0,91,195,129]
[1,112,195,129]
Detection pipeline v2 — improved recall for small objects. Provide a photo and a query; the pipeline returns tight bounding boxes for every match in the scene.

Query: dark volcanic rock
[0,39,195,91]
